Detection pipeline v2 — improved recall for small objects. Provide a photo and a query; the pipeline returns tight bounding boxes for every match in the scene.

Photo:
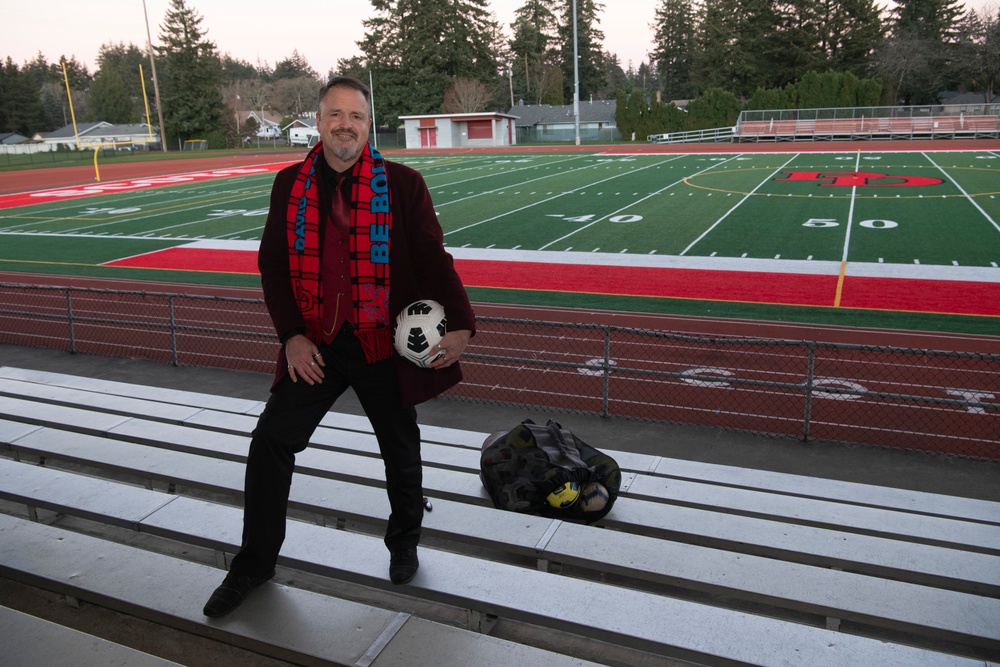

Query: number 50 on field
[804,218,899,229]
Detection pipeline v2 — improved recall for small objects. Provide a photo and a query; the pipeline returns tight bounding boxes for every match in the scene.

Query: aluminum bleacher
[735,114,1000,142]
[0,366,998,666]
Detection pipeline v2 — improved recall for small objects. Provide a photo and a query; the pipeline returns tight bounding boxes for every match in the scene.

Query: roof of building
[505,100,617,126]
[245,109,285,126]
[44,121,112,139]
[398,112,518,121]
[42,122,159,142]
[0,132,29,145]
[283,118,317,130]
[939,91,1000,105]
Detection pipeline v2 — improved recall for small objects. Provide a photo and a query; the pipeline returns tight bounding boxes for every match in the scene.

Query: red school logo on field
[775,171,944,187]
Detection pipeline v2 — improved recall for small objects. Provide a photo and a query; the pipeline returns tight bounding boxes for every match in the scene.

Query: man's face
[318,85,371,169]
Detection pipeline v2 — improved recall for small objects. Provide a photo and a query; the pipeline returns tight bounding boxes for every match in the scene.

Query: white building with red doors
[399,112,518,149]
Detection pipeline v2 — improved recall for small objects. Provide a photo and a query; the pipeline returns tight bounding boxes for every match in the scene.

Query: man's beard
[328,131,363,162]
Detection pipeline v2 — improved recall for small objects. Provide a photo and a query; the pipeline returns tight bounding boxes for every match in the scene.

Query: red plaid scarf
[286,142,392,363]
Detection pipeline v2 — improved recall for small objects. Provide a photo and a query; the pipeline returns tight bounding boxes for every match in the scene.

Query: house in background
[242,109,285,138]
[36,122,160,150]
[938,91,1000,108]
[506,100,620,143]
[286,118,318,146]
[399,112,517,149]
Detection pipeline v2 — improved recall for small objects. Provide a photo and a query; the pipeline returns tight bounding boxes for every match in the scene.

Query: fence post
[168,295,179,366]
[802,341,816,442]
[65,288,76,354]
[601,326,612,418]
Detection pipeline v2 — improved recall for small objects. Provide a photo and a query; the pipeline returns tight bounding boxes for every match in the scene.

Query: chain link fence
[1,282,997,459]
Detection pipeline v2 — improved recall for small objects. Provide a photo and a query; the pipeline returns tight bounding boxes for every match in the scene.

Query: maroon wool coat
[257,154,476,408]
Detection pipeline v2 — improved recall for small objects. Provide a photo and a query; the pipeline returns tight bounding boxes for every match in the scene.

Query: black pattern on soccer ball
[393,299,448,367]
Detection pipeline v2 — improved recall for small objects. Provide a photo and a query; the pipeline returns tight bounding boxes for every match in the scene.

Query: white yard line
[541,155,744,251]
[444,154,689,236]
[679,154,800,256]
[922,151,1000,234]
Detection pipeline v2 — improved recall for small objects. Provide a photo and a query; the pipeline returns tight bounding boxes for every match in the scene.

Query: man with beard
[203,76,475,617]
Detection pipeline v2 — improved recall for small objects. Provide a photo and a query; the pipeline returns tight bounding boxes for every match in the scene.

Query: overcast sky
[4,0,998,77]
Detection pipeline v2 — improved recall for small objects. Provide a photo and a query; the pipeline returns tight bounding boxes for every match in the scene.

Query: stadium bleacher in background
[650,103,1000,144]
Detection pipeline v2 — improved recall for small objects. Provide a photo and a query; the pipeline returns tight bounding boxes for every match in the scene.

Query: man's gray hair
[318,76,371,110]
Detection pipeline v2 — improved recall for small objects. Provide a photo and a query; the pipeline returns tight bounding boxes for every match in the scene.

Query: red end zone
[105,246,1000,316]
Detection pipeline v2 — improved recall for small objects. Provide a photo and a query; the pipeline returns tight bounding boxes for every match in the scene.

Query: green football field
[1,148,998,334]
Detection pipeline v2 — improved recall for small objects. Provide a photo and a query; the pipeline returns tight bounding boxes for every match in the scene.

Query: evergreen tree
[955,6,1000,101]
[556,0,606,102]
[156,0,226,148]
[273,50,318,80]
[684,87,741,129]
[747,85,795,111]
[892,0,965,42]
[977,7,1000,101]
[614,88,630,136]
[359,0,503,125]
[90,43,149,124]
[509,0,561,105]
[811,0,885,76]
[691,0,743,93]
[89,68,133,123]
[732,0,786,93]
[333,56,369,85]
[876,0,967,103]
[221,55,264,82]
[600,51,628,99]
[22,53,57,88]
[0,58,45,135]
[650,0,696,101]
[47,55,92,92]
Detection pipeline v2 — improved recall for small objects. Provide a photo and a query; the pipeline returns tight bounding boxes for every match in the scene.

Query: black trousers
[229,324,422,578]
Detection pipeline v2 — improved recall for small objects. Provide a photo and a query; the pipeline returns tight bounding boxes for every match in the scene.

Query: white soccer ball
[394,299,447,368]
[578,482,610,512]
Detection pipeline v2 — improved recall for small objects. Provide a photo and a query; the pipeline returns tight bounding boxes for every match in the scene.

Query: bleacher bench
[0,605,184,667]
[1,365,998,666]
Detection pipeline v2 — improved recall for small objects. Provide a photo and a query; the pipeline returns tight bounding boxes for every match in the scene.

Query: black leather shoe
[389,547,419,584]
[203,570,274,617]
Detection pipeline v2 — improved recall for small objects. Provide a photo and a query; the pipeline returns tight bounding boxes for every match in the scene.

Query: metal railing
[1,282,997,459]
[738,103,1000,122]
[735,104,1000,142]
[647,127,736,144]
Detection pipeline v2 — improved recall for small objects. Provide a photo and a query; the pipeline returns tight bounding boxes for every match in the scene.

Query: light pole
[142,0,167,152]
[572,0,580,146]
